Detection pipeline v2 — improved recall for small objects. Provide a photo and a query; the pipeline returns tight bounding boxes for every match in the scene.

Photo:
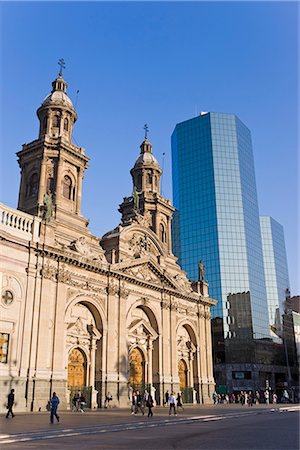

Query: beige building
[0,70,216,412]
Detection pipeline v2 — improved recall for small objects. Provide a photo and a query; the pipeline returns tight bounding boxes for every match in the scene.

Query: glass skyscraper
[260,216,290,333]
[171,112,270,341]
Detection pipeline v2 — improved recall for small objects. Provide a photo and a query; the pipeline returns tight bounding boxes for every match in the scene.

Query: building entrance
[129,347,145,386]
[178,359,188,390]
[68,348,86,388]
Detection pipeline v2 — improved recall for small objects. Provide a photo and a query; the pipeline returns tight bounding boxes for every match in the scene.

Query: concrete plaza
[0,403,299,449]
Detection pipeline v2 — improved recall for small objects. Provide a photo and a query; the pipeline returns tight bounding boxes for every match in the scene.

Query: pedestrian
[50,392,60,424]
[176,392,184,411]
[131,390,144,415]
[6,389,15,418]
[80,394,86,412]
[164,390,169,407]
[255,391,260,405]
[169,392,177,416]
[248,391,253,407]
[273,393,278,404]
[264,390,269,405]
[144,389,149,405]
[104,392,112,408]
[212,391,217,405]
[72,394,77,412]
[146,393,154,417]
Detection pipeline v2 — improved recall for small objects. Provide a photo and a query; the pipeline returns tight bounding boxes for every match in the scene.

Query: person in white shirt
[169,392,177,416]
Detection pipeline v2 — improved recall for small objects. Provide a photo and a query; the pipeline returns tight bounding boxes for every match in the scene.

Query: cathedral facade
[0,71,215,412]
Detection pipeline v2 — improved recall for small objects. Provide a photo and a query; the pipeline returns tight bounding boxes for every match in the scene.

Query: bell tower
[119,126,175,254]
[17,63,89,229]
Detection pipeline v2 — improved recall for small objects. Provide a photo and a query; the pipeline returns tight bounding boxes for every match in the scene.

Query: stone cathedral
[0,70,216,412]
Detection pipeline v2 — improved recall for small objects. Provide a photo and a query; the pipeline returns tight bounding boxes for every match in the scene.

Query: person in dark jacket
[50,392,60,424]
[146,393,154,417]
[6,389,15,418]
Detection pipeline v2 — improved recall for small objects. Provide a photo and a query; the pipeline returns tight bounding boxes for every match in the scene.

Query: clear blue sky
[0,2,298,294]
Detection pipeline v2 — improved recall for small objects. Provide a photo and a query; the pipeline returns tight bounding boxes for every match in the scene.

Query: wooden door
[68,348,86,388]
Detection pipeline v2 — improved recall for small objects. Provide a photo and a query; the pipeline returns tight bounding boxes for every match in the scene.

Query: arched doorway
[68,348,86,388]
[129,347,145,387]
[178,359,188,390]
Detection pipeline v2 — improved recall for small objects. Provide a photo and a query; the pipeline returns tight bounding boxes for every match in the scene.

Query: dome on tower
[133,138,161,170]
[41,90,74,109]
[134,151,160,168]
[40,74,75,110]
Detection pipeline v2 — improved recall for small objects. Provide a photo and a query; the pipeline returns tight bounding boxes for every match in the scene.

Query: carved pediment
[67,317,89,337]
[128,319,158,343]
[70,237,106,263]
[118,259,177,290]
[125,265,161,284]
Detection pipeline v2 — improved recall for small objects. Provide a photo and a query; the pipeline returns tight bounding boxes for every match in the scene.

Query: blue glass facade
[171,112,270,339]
[260,216,290,330]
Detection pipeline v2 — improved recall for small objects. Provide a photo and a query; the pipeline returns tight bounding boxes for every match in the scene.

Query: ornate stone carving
[173,272,193,292]
[133,211,152,228]
[57,265,71,283]
[41,262,57,281]
[126,265,160,284]
[128,233,148,258]
[170,300,179,311]
[106,279,119,296]
[119,281,129,299]
[161,300,170,310]
[70,237,105,262]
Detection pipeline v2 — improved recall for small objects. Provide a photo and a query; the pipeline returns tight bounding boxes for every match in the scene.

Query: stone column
[170,300,180,392]
[75,168,83,214]
[90,338,98,409]
[161,295,171,399]
[105,278,119,405]
[147,340,153,385]
[198,304,209,402]
[55,156,64,203]
[37,158,47,208]
[118,281,130,407]
[189,353,194,387]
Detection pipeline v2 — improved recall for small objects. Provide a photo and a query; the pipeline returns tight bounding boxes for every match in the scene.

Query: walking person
[50,392,60,424]
[6,389,15,418]
[169,392,177,416]
[176,392,184,412]
[264,390,269,405]
[146,393,154,417]
[164,390,169,407]
[80,394,86,412]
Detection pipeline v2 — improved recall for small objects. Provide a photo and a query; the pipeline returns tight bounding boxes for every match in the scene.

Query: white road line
[1,409,297,445]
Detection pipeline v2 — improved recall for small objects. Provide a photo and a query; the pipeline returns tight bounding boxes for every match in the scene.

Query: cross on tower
[58,58,66,76]
[144,123,149,139]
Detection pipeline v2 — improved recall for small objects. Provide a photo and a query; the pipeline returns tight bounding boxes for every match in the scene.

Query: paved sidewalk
[1,403,298,435]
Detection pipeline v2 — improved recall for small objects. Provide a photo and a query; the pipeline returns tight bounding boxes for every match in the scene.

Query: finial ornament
[144,123,149,140]
[58,58,66,76]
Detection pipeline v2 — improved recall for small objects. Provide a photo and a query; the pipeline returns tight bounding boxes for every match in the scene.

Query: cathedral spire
[119,129,175,252]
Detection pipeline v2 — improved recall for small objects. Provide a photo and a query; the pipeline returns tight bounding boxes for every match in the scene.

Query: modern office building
[260,216,290,336]
[171,112,290,392]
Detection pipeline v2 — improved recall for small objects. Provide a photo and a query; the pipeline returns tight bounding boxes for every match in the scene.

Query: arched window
[64,118,69,131]
[47,177,54,194]
[147,172,152,185]
[52,115,60,128]
[159,223,166,243]
[28,173,39,196]
[63,175,72,200]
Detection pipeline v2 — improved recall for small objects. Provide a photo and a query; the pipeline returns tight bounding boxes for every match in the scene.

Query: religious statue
[132,186,142,211]
[198,260,205,282]
[43,191,53,221]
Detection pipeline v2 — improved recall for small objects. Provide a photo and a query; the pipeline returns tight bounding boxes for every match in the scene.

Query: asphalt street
[0,404,298,450]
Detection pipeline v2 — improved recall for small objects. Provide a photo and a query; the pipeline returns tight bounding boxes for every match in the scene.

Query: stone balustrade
[0,203,41,242]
